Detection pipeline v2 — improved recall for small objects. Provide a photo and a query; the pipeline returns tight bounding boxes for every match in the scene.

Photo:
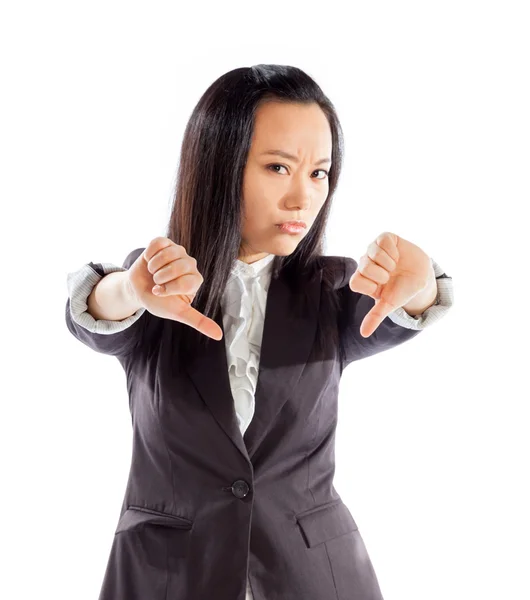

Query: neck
[238,252,271,265]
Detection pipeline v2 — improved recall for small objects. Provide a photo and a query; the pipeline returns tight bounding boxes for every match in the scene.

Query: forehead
[250,101,332,154]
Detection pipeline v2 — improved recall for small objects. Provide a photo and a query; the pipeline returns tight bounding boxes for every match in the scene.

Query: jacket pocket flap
[116,505,193,534]
[296,500,358,548]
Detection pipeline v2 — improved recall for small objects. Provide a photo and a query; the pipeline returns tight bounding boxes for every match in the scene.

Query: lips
[277,221,307,228]
[277,223,306,234]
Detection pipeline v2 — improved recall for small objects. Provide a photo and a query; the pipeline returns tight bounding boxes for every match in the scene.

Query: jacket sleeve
[337,255,454,370]
[65,247,149,358]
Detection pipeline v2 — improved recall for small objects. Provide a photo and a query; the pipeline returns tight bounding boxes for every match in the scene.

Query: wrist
[402,268,438,316]
[122,271,143,312]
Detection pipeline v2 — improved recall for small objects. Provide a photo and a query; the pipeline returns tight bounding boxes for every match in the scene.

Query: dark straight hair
[165,64,346,367]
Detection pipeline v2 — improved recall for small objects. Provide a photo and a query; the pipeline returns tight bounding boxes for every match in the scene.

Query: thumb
[175,301,224,341]
[359,297,395,338]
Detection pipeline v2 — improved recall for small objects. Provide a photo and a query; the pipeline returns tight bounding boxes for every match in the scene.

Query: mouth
[276,223,306,234]
[277,220,307,228]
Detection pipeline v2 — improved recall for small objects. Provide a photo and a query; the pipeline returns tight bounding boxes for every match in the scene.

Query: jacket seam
[324,541,340,600]
[304,367,334,507]
[154,360,178,515]
[153,370,175,600]
[338,257,348,373]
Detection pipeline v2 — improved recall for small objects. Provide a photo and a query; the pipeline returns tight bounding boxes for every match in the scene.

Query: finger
[147,245,189,275]
[152,258,197,286]
[349,270,383,299]
[176,303,223,341]
[376,232,400,263]
[143,237,175,264]
[152,273,201,296]
[357,255,391,286]
[367,241,397,272]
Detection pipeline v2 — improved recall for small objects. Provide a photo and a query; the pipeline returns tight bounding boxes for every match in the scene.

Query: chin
[268,241,299,256]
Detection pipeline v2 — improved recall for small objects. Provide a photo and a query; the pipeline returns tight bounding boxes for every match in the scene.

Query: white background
[1,1,529,599]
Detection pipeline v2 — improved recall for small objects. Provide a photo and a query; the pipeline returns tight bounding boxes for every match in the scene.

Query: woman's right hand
[126,236,223,341]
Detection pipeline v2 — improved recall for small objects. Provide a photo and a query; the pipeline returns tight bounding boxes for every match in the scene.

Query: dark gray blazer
[65,247,452,600]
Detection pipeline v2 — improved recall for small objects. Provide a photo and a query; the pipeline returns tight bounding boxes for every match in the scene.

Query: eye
[267,164,329,180]
[267,164,288,175]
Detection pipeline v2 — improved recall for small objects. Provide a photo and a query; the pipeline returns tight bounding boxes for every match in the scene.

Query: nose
[284,186,312,212]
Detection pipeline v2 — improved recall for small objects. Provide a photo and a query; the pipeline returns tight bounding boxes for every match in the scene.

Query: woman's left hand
[348,232,434,338]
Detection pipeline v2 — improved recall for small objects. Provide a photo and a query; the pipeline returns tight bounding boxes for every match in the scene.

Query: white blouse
[66,252,454,600]
[220,253,276,437]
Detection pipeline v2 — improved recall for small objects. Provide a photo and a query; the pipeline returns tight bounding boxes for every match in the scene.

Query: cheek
[240,205,264,239]
[242,188,273,223]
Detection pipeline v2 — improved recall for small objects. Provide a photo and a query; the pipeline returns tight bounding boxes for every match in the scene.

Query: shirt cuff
[386,257,453,330]
[66,262,146,334]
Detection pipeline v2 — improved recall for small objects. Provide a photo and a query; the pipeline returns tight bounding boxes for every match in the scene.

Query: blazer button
[231,480,250,498]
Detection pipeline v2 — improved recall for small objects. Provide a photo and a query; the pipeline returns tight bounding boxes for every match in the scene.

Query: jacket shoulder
[315,255,359,290]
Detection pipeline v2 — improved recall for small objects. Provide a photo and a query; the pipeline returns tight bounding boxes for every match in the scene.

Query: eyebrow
[260,149,332,166]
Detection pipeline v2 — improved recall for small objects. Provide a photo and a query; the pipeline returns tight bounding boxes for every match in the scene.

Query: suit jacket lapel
[184,267,323,463]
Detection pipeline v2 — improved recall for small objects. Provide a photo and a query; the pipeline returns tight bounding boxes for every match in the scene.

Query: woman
[65,64,453,600]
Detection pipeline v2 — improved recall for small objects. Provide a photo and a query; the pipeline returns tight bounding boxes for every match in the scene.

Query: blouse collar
[229,253,275,281]
[222,253,275,319]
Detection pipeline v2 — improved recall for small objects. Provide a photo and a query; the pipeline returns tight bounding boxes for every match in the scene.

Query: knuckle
[173,274,196,294]
[146,237,171,263]
[150,236,167,247]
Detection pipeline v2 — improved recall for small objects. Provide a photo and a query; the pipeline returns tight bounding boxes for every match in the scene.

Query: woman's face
[239,101,333,264]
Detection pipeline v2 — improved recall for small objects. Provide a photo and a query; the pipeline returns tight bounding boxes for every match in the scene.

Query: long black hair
[166,64,346,366]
